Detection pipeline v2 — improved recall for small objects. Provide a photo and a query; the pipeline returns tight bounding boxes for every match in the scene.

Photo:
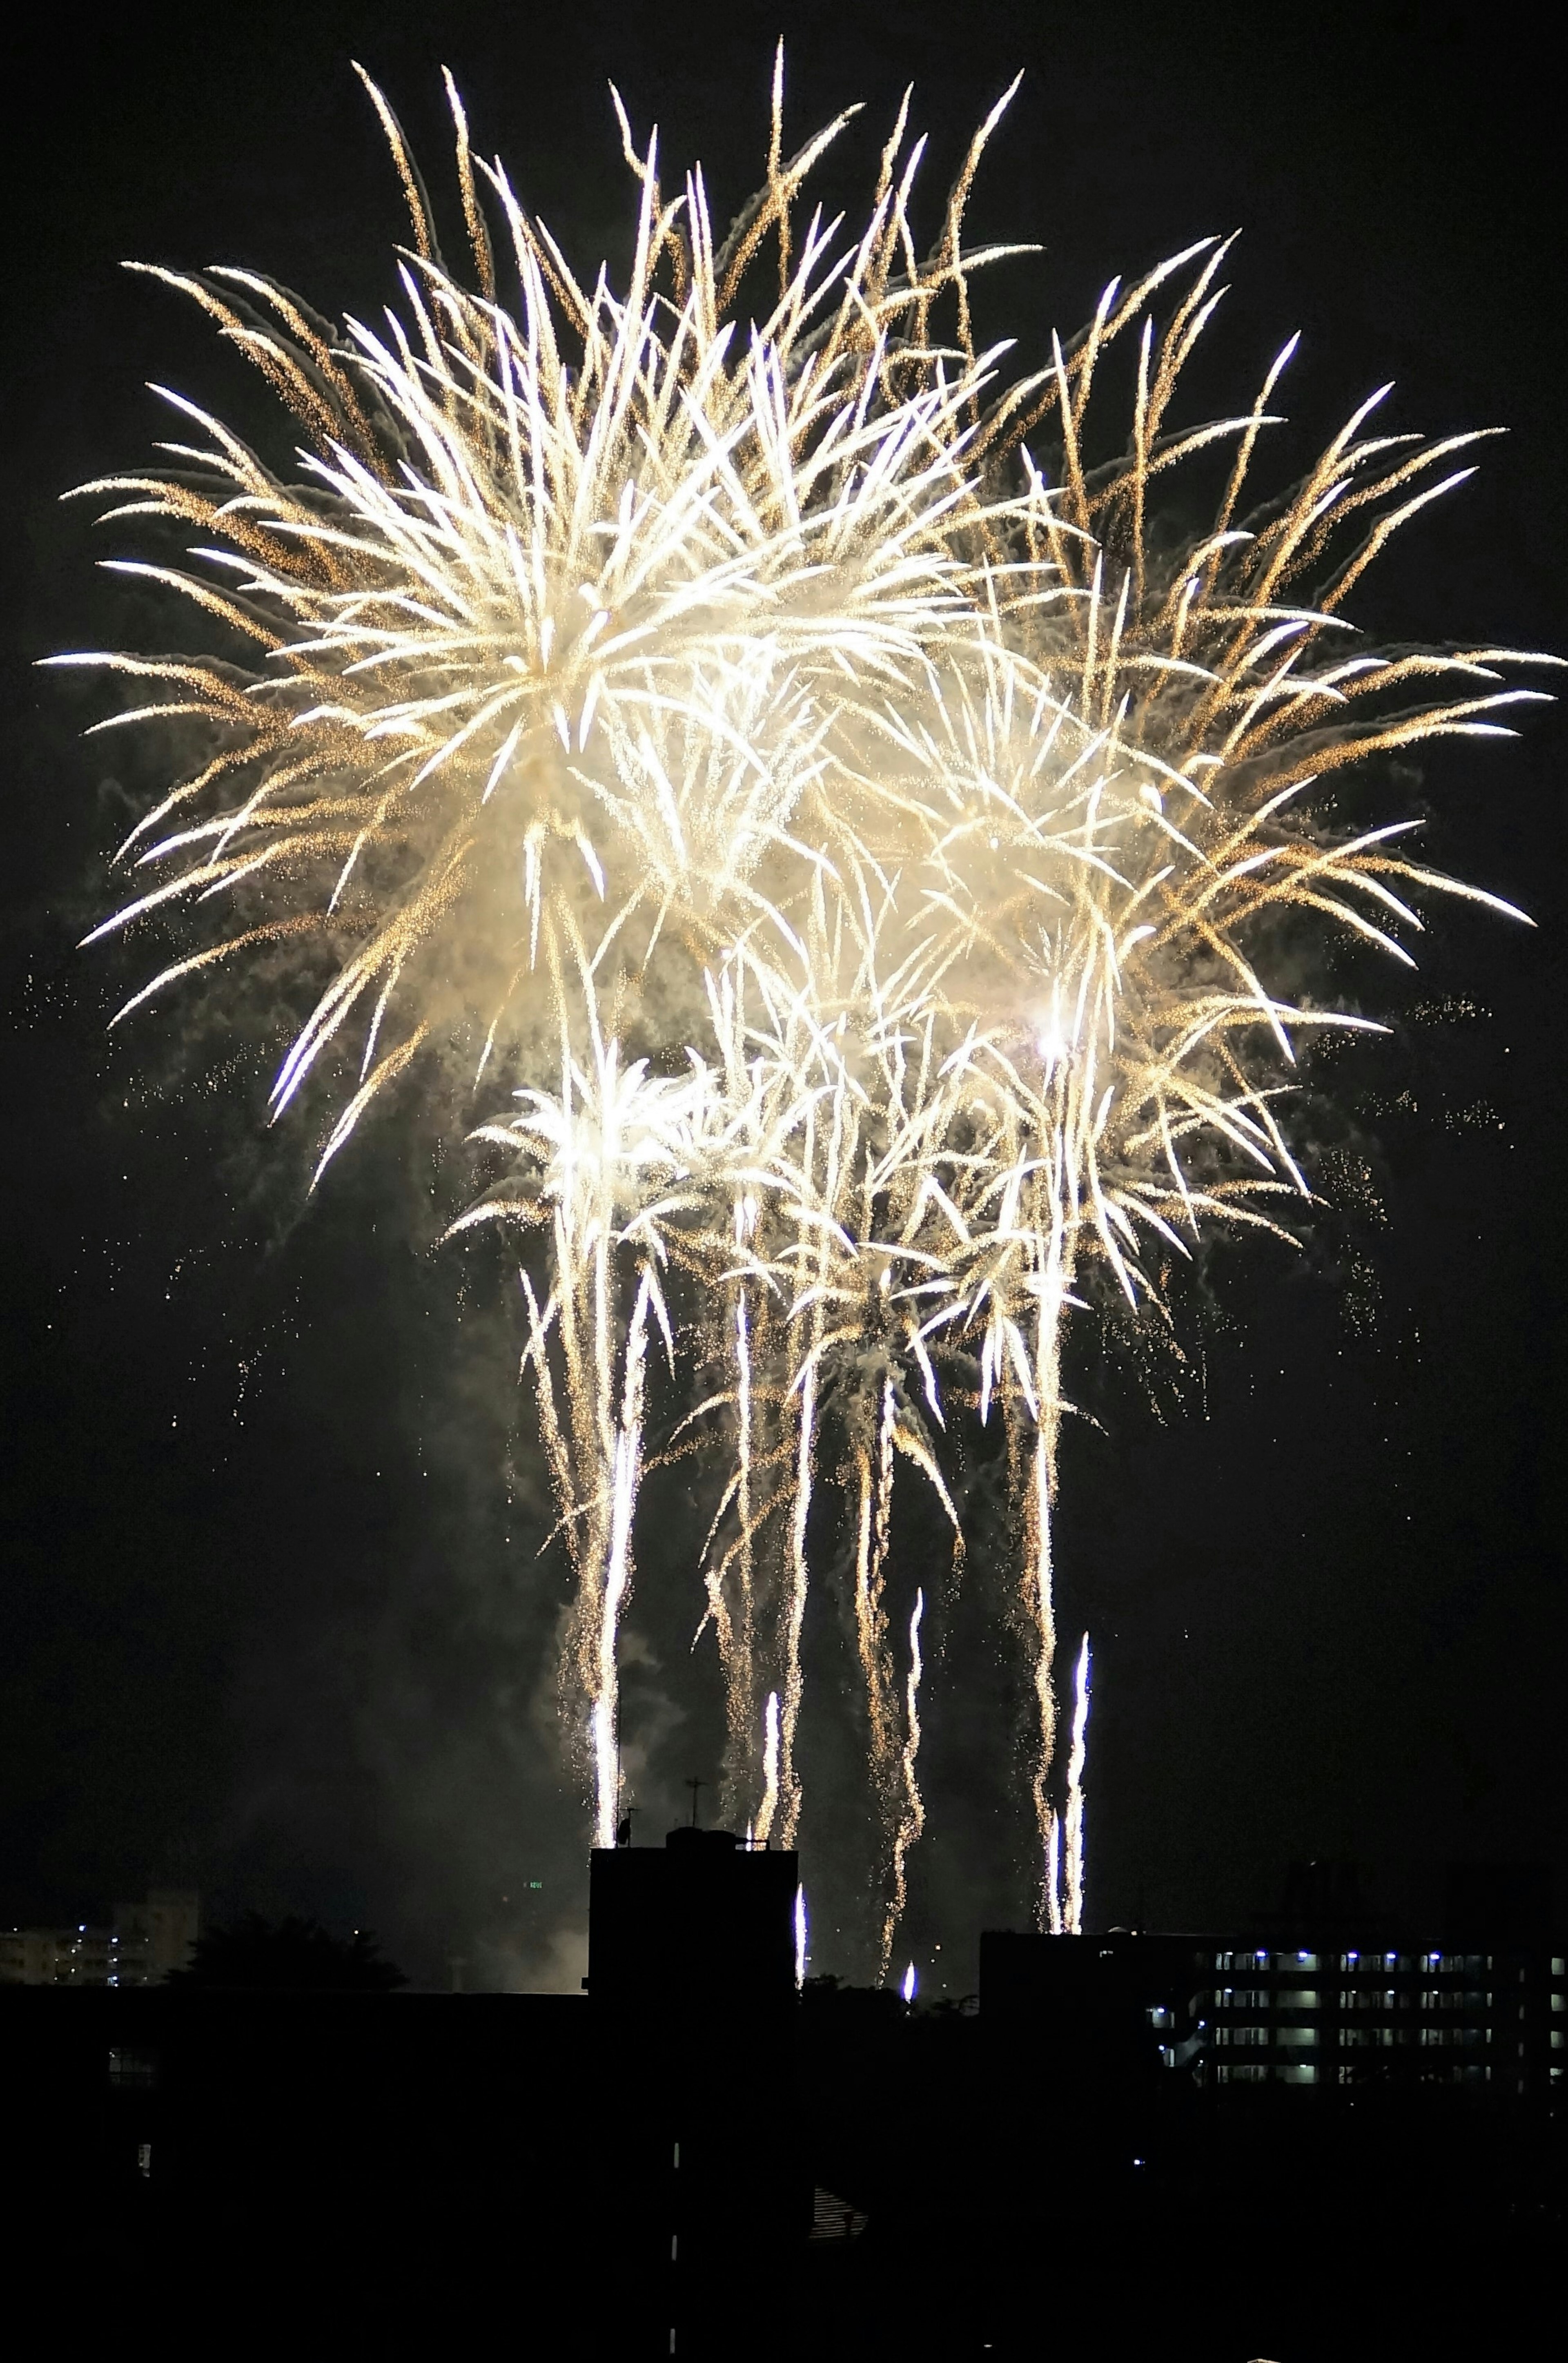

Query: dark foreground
[4,1982,1560,2361]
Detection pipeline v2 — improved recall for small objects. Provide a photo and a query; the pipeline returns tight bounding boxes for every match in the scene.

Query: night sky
[2,0,1562,1993]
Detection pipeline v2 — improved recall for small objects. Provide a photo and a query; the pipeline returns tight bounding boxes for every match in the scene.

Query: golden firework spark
[59,54,1555,1954]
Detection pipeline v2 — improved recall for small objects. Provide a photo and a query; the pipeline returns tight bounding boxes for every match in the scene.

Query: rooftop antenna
[685,1777,705,1829]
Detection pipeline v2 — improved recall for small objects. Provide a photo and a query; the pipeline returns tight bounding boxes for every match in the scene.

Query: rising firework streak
[1064,1634,1091,1935]
[59,53,1555,1951]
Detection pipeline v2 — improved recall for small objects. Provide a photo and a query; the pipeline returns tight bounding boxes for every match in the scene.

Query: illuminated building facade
[1,1926,121,1985]
[1209,1944,1567,2092]
[979,1920,1566,2101]
[0,1891,200,1986]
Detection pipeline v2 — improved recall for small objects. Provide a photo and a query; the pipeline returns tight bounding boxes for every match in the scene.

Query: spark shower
[59,56,1552,1971]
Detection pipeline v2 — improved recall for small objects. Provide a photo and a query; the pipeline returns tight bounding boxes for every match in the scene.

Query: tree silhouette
[171,1912,407,1990]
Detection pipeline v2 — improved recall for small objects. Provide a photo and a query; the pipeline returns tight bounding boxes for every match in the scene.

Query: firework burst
[59,54,1554,1962]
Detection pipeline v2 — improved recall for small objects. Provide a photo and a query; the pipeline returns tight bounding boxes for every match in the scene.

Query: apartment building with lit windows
[1208,1943,1565,2094]
[0,1891,199,1987]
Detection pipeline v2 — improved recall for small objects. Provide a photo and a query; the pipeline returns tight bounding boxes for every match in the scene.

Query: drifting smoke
[59,55,1553,1966]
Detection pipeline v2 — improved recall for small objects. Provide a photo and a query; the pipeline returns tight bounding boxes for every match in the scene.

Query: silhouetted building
[588,1827,802,2360]
[0,1852,806,2354]
[977,1926,1209,2215]
[981,1927,1208,2081]
[956,1915,1566,2363]
[588,1826,799,2012]
[0,1985,597,2337]
[4,1866,1559,2358]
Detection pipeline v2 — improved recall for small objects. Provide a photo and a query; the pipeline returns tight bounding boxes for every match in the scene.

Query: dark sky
[2,0,1563,1991]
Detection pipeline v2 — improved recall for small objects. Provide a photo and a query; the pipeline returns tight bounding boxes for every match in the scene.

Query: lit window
[107,2049,156,2090]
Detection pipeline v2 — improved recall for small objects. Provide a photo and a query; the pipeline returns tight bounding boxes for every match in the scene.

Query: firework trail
[878,1586,926,1980]
[1064,1633,1091,1936]
[61,52,1554,1958]
[1043,1808,1064,1938]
